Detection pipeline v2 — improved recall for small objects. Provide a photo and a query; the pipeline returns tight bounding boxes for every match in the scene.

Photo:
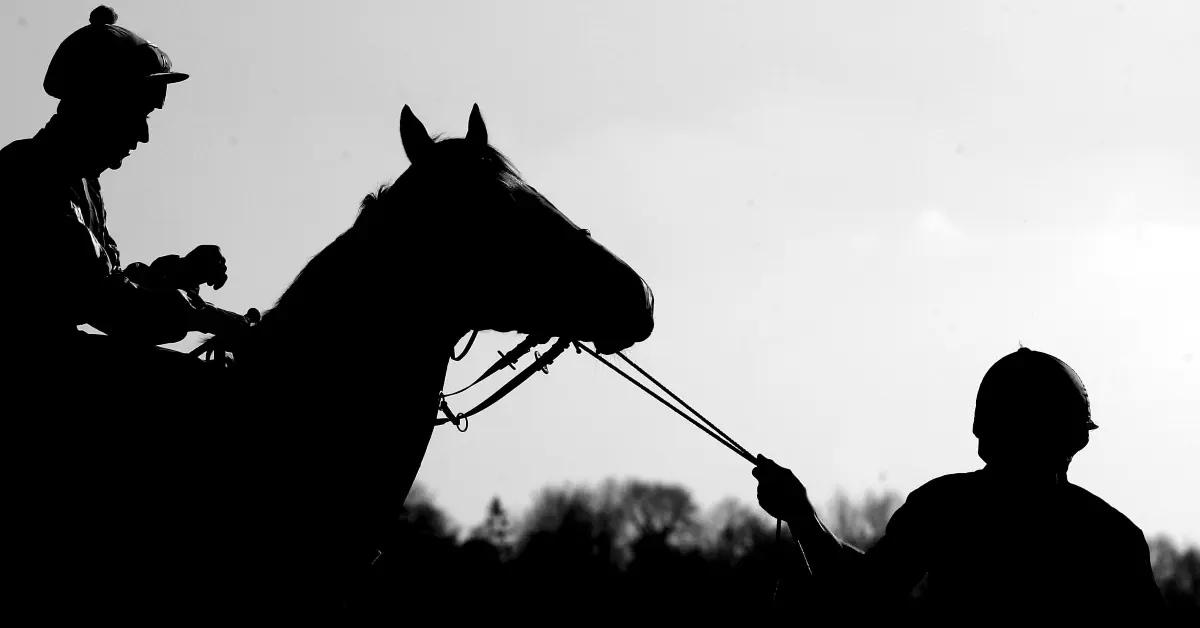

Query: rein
[437,334,758,459]
[570,343,814,591]
[203,319,810,588]
[438,334,759,463]
[437,336,812,593]
[572,342,756,463]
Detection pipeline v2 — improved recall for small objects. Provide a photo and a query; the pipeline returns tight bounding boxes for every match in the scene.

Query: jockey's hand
[183,244,229,291]
[753,454,815,523]
[189,299,253,338]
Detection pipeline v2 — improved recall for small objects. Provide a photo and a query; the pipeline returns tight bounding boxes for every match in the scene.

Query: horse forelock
[355,138,523,225]
[426,137,523,188]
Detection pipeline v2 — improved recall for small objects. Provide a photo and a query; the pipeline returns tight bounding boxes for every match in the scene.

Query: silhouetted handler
[2,5,250,378]
[754,348,1163,622]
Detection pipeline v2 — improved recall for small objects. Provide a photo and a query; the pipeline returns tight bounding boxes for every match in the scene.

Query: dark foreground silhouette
[4,9,653,619]
[375,482,1198,624]
[4,7,1185,624]
[7,105,653,619]
[6,103,654,619]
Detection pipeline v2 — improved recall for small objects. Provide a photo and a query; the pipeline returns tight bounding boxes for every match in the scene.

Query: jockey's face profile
[44,6,188,171]
[82,88,161,171]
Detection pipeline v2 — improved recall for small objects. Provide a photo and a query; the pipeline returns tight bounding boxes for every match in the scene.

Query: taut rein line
[436,335,812,587]
[571,343,814,585]
[436,333,755,458]
[571,342,756,463]
[439,334,756,464]
[572,343,814,583]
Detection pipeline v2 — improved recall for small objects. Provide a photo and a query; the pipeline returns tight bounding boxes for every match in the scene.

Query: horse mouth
[592,338,629,355]
[589,314,654,355]
[590,275,654,354]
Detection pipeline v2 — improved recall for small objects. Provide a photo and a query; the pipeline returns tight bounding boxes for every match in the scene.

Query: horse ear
[400,105,434,163]
[466,103,488,146]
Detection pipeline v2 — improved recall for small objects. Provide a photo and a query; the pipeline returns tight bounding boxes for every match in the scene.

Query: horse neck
[247,227,466,416]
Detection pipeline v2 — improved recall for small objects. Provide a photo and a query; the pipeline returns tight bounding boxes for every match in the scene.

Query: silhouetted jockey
[2,6,251,379]
[2,7,253,619]
[754,348,1164,623]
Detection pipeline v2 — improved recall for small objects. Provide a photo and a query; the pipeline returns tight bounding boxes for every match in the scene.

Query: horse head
[172,105,657,615]
[365,104,654,354]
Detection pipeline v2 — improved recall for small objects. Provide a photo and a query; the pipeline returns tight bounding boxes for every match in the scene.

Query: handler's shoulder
[1063,482,1144,538]
[909,470,982,501]
[883,472,985,522]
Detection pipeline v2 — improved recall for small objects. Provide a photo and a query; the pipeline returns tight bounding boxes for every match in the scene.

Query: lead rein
[574,341,813,579]
[572,341,756,465]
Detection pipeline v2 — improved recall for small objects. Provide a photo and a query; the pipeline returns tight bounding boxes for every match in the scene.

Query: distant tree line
[349,480,1198,623]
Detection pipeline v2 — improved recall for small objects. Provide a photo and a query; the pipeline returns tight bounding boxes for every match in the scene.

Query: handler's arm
[754,455,930,605]
[754,455,866,574]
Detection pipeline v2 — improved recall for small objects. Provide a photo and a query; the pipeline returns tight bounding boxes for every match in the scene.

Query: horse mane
[356,184,393,223]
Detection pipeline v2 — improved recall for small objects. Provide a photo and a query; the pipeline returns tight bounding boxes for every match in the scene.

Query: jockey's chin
[104,149,132,171]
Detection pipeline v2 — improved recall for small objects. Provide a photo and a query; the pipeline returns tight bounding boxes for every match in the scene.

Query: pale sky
[3,1,1197,544]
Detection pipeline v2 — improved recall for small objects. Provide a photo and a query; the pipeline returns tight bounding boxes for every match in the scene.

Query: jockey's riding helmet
[43,6,188,109]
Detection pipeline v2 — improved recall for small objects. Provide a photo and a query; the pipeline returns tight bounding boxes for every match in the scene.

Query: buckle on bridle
[434,336,572,431]
[436,397,470,432]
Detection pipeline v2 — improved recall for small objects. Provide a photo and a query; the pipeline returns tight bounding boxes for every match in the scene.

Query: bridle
[434,334,573,432]
[436,333,755,464]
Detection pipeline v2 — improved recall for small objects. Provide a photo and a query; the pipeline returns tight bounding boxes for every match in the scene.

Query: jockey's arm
[3,140,245,345]
[19,199,195,344]
[19,192,240,345]
[87,269,249,345]
[86,271,197,344]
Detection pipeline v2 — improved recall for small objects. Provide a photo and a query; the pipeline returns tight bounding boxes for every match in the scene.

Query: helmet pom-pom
[89,5,118,26]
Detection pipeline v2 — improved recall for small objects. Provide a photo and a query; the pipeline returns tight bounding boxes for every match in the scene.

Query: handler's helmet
[43,6,188,109]
[973,347,1097,443]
